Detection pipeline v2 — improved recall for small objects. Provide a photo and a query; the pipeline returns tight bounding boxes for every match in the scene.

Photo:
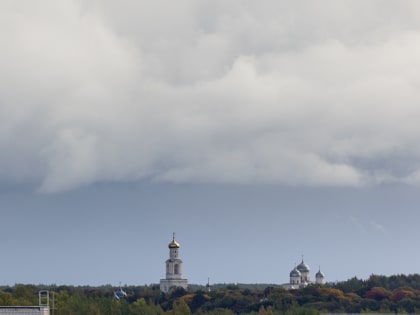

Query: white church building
[282,258,325,290]
[158,234,323,292]
[160,233,188,293]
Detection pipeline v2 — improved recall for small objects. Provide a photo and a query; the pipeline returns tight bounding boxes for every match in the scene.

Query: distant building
[282,257,325,289]
[0,291,51,315]
[0,306,50,315]
[315,267,325,285]
[160,233,188,293]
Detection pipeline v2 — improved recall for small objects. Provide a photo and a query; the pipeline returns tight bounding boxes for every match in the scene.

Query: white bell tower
[160,233,188,293]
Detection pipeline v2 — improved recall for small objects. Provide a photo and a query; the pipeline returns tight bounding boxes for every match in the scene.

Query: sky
[1,0,420,287]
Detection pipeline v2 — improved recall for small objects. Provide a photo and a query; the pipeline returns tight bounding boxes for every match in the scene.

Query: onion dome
[290,267,301,278]
[168,233,180,248]
[316,269,325,278]
[297,259,310,273]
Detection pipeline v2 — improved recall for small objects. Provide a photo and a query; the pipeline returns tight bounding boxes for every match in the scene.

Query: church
[282,257,325,290]
[160,233,188,293]
[158,235,324,292]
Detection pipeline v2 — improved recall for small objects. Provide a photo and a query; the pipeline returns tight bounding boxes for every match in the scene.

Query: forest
[2,274,420,314]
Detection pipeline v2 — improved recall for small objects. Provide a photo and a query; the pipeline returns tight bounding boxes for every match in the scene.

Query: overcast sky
[1,0,420,287]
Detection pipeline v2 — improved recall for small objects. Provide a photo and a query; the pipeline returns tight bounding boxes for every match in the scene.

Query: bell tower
[160,233,188,293]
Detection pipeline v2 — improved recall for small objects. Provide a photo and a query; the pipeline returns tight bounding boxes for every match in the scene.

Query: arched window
[174,264,179,274]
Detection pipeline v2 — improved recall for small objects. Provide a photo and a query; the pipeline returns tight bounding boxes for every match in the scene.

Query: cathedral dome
[316,270,325,278]
[290,267,301,278]
[297,260,310,273]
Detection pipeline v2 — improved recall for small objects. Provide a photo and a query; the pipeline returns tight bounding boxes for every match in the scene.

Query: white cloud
[369,221,386,232]
[2,1,420,192]
[349,216,386,233]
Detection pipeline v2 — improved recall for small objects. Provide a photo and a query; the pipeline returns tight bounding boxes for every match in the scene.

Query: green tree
[400,297,416,314]
[200,309,235,315]
[13,285,37,305]
[55,290,72,315]
[129,297,164,315]
[267,288,296,313]
[0,291,13,306]
[110,298,123,315]
[190,291,210,313]
[172,298,191,315]
[285,306,319,315]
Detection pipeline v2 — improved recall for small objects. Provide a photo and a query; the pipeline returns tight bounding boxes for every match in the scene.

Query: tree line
[1,274,420,314]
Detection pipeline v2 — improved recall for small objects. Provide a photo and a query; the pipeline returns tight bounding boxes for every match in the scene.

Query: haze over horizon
[1,1,420,287]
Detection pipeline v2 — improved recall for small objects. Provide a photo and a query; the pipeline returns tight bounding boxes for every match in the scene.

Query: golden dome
[168,233,180,248]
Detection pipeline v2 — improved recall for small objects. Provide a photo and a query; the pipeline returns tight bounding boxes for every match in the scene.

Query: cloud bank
[1,0,420,192]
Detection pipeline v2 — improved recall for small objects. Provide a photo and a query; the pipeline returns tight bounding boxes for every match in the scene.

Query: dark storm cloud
[2,0,420,192]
